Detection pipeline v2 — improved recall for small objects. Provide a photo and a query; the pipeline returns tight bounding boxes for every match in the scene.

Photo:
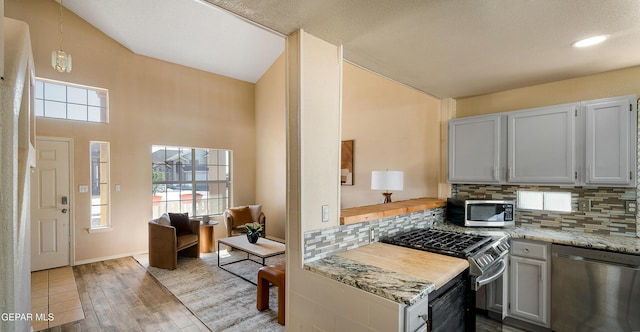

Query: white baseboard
[74,250,148,266]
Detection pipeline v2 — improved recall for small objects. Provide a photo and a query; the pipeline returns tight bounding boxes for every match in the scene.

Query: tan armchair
[223,205,266,238]
[148,213,200,270]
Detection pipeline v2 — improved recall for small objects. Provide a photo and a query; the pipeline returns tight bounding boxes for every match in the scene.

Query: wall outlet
[577,198,591,212]
[322,205,329,222]
[625,201,637,214]
[369,227,376,243]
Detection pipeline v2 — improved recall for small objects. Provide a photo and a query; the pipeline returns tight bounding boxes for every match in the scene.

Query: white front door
[31,138,71,271]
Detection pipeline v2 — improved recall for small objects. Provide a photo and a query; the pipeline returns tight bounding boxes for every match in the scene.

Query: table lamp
[371,170,404,203]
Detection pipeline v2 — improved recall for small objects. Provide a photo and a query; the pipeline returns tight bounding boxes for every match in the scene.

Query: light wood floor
[33,257,208,332]
[33,257,526,332]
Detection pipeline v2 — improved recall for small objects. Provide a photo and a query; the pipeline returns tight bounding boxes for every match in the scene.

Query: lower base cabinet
[484,239,550,328]
[508,239,551,328]
[509,256,549,326]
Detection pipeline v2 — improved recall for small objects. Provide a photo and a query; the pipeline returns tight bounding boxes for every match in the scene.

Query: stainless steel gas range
[381,228,510,331]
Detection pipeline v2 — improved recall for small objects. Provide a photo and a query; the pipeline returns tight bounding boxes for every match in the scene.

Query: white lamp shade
[371,171,404,191]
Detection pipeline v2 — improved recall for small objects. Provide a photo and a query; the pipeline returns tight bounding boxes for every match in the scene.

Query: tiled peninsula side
[303,199,446,262]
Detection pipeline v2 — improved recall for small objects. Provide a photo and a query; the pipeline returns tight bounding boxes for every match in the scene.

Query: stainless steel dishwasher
[551,244,640,332]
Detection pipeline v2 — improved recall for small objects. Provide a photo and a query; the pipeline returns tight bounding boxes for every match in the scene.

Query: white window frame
[152,146,232,218]
[517,190,572,212]
[89,141,111,231]
[34,77,109,123]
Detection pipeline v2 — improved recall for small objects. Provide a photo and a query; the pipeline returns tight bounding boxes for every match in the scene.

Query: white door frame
[32,136,75,268]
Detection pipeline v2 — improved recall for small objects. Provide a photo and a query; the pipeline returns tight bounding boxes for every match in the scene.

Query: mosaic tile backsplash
[452,184,637,237]
[303,208,445,262]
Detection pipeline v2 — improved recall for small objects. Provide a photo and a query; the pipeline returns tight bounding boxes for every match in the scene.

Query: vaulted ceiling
[62,0,640,98]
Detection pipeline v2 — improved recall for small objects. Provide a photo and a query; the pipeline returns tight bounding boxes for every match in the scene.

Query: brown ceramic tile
[48,282,77,296]
[31,287,48,299]
[31,319,49,331]
[31,295,48,309]
[31,305,49,316]
[31,279,49,292]
[48,267,74,280]
[48,307,84,328]
[31,271,48,284]
[49,297,81,313]
[48,275,75,288]
[49,289,80,304]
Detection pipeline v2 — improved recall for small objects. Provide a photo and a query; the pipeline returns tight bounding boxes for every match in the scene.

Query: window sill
[88,226,113,233]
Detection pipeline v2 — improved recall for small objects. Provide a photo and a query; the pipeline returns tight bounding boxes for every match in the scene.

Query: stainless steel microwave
[446,198,515,227]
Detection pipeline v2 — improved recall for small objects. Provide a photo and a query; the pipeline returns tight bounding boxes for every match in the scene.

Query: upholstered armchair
[223,205,266,238]
[148,213,200,270]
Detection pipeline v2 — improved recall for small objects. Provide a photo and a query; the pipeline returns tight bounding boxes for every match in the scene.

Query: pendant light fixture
[51,0,72,73]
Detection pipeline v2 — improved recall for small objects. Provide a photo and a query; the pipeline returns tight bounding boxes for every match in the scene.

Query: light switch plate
[79,185,89,193]
[322,205,329,222]
[115,184,121,192]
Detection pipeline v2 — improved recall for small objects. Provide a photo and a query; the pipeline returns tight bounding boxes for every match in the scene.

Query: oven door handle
[473,259,506,290]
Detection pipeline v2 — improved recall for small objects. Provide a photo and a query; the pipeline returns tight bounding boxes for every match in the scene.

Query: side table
[199,221,219,253]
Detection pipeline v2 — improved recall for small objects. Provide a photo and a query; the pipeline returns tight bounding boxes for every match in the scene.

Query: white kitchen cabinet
[485,267,508,320]
[448,115,506,183]
[583,95,637,186]
[508,239,550,328]
[507,103,578,184]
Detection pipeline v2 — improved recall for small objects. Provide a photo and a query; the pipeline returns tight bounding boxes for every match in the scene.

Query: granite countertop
[432,223,640,255]
[304,222,640,308]
[304,255,436,306]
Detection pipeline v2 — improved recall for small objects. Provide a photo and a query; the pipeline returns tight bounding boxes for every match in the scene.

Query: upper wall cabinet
[448,94,637,187]
[448,115,506,183]
[583,95,637,186]
[507,104,578,184]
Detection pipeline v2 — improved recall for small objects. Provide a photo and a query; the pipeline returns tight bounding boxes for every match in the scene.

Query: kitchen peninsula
[304,198,471,331]
[340,197,446,225]
[305,196,640,331]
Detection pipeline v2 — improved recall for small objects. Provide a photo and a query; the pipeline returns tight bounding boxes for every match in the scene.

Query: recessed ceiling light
[572,35,608,48]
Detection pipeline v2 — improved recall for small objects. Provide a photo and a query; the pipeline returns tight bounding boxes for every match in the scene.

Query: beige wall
[255,53,286,240]
[341,63,442,208]
[286,29,345,329]
[7,0,257,263]
[456,66,640,117]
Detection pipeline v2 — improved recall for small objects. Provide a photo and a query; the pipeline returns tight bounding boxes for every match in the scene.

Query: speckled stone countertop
[304,255,435,305]
[432,223,640,255]
[304,222,640,307]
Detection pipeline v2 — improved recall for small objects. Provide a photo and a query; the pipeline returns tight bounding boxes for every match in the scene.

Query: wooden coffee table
[217,236,285,284]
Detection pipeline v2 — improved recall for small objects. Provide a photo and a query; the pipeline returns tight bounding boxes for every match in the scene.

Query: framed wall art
[341,140,354,185]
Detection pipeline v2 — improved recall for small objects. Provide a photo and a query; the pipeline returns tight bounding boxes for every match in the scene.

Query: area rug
[134,250,285,332]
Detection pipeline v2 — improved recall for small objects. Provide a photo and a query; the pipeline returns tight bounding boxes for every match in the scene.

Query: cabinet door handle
[523,248,529,254]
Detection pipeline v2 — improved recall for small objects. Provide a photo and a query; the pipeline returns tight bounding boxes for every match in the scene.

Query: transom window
[152,146,231,218]
[34,77,109,123]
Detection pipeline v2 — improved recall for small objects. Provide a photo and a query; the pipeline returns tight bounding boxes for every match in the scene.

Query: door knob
[61,208,68,213]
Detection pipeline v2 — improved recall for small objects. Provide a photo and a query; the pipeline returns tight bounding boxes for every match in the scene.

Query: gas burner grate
[380,228,492,258]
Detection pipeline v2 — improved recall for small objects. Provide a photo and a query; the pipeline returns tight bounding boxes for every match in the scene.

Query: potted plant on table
[244,222,264,244]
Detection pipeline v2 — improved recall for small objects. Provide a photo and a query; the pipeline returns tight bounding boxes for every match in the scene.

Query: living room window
[34,77,109,123]
[152,146,231,218]
[90,142,111,229]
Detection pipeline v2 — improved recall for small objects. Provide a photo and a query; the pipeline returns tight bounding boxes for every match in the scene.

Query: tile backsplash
[303,207,445,262]
[452,184,637,237]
